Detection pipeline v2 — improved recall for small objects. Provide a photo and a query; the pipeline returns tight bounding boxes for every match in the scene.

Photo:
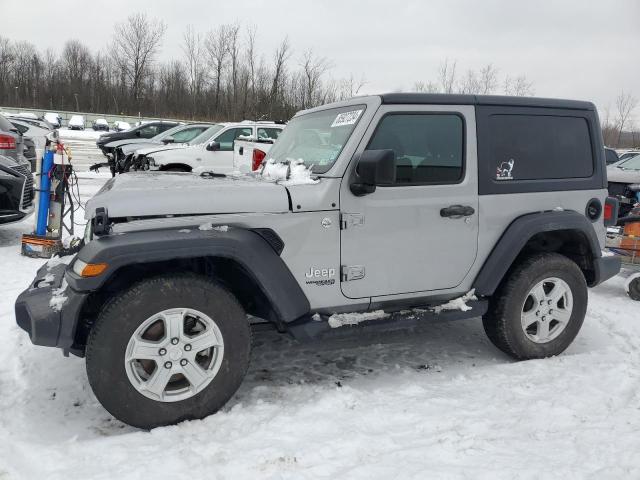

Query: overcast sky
[2,0,638,116]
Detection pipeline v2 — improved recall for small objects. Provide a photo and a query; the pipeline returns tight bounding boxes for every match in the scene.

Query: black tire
[86,273,250,429]
[628,277,640,301]
[483,253,588,360]
[164,167,189,172]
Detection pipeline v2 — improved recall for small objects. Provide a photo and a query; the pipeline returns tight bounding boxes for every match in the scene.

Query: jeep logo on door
[305,267,336,286]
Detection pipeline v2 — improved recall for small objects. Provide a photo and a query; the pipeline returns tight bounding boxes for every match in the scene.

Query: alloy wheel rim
[521,277,573,344]
[124,308,224,402]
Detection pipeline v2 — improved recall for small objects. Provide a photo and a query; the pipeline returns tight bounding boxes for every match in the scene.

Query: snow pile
[433,289,477,313]
[261,159,319,186]
[178,229,191,233]
[198,223,229,232]
[49,279,68,312]
[328,310,389,328]
[46,254,75,270]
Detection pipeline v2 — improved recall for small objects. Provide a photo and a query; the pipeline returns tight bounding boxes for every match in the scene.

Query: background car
[605,147,620,164]
[0,154,34,225]
[113,121,131,132]
[0,114,26,165]
[607,153,640,217]
[43,112,62,128]
[93,119,109,131]
[68,115,85,130]
[9,118,49,165]
[96,121,180,155]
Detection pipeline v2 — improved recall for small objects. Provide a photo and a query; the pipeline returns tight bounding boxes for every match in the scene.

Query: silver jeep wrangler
[16,94,621,428]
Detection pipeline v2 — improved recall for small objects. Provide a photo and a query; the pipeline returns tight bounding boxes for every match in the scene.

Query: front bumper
[15,262,88,352]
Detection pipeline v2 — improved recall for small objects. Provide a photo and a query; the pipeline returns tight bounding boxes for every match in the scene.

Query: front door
[340,105,479,299]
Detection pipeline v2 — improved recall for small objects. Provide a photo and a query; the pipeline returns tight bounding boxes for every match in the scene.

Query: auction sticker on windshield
[331,109,363,128]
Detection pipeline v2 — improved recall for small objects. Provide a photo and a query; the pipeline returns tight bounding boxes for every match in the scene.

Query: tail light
[0,134,16,150]
[252,148,266,171]
[604,197,619,227]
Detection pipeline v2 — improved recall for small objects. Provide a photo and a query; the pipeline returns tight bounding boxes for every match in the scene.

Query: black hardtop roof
[380,93,595,111]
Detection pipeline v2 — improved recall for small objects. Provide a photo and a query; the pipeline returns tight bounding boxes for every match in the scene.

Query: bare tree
[111,13,167,107]
[615,91,638,146]
[270,36,291,100]
[181,25,204,118]
[439,59,457,94]
[413,80,439,93]
[204,25,231,113]
[478,64,498,94]
[503,75,534,97]
[300,49,331,108]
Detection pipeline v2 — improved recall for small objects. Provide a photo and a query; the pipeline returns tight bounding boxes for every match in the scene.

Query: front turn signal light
[73,259,108,277]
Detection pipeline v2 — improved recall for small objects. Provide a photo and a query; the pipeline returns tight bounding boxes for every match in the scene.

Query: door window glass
[215,127,253,151]
[367,113,464,184]
[257,127,282,140]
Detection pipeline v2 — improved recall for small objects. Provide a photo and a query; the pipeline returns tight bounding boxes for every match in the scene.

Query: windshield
[617,154,640,170]
[153,124,186,140]
[193,124,225,144]
[267,105,366,173]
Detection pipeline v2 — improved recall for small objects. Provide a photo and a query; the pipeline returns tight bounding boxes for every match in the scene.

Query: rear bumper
[15,262,88,352]
[591,255,621,287]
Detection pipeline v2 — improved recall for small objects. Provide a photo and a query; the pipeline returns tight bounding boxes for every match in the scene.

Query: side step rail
[286,299,488,342]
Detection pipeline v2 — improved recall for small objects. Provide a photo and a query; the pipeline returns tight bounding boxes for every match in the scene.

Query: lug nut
[164,361,172,369]
[171,338,179,345]
[184,344,192,352]
[159,348,167,356]
[535,310,541,316]
[547,300,553,305]
[541,316,547,322]
[549,309,554,314]
[180,359,188,366]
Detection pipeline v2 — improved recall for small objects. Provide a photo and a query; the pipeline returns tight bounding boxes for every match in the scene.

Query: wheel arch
[473,210,604,296]
[158,163,192,172]
[68,228,309,352]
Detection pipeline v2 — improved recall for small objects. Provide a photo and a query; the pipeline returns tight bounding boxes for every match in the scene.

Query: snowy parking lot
[0,132,639,478]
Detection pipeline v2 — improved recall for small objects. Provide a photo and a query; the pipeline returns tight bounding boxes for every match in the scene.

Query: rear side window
[257,127,282,140]
[488,115,593,180]
[367,113,464,185]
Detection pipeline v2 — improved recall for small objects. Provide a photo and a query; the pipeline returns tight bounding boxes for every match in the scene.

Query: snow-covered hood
[148,144,205,162]
[135,143,193,157]
[607,166,640,184]
[84,172,291,219]
[121,141,169,156]
[104,138,159,149]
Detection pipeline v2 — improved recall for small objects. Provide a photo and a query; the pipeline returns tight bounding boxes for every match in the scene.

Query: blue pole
[36,149,54,236]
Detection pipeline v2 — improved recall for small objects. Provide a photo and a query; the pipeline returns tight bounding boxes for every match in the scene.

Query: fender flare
[67,227,310,324]
[472,210,609,296]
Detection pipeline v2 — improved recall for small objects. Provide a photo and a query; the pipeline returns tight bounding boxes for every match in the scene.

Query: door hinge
[340,213,365,230]
[341,265,365,282]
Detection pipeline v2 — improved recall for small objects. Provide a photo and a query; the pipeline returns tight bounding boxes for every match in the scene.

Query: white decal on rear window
[331,109,363,128]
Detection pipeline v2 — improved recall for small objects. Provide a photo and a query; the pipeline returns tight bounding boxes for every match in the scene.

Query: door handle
[440,205,475,218]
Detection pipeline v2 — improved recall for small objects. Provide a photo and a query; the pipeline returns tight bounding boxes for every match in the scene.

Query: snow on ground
[1,136,640,478]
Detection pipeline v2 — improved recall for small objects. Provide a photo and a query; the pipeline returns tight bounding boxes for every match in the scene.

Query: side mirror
[162,136,175,145]
[135,130,141,137]
[350,149,396,196]
[206,141,221,152]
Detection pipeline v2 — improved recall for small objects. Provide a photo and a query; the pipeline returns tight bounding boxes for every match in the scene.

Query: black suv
[96,121,180,156]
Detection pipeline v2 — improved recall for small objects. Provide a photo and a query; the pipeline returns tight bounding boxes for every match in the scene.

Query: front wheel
[483,253,588,360]
[86,274,251,429]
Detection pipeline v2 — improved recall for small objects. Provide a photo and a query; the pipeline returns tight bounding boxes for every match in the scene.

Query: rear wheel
[627,275,640,301]
[483,253,588,360]
[86,274,250,429]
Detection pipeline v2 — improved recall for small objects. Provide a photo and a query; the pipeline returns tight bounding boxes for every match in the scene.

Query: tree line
[0,13,595,128]
[0,14,367,122]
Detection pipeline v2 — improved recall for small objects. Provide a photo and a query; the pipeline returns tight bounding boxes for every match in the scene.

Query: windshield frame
[266,104,367,174]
